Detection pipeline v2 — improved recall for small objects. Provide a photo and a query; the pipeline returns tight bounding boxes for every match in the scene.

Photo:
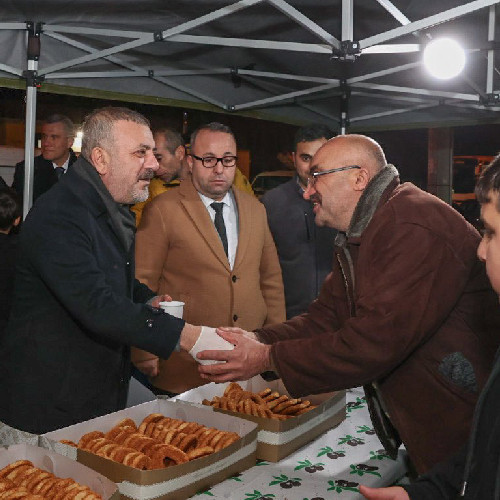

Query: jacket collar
[66,156,136,253]
[346,164,400,239]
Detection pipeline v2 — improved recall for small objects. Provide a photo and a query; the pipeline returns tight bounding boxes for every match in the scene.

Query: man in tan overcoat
[134,122,285,394]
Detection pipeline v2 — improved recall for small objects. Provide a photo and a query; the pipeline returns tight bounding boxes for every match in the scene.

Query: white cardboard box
[176,379,346,462]
[39,398,258,500]
[0,442,118,499]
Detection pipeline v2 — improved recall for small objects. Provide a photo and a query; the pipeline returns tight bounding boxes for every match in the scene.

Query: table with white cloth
[189,387,408,499]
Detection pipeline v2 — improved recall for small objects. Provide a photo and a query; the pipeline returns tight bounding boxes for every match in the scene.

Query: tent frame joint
[331,40,361,62]
[481,92,500,106]
[154,30,164,42]
[22,70,44,88]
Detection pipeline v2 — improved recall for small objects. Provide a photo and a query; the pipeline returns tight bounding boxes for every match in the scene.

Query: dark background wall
[1,87,499,186]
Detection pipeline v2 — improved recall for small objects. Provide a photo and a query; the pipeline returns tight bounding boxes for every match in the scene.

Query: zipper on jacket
[304,212,311,241]
[336,252,355,316]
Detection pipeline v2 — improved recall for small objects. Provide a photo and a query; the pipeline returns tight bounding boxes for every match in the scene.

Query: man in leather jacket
[197,135,500,474]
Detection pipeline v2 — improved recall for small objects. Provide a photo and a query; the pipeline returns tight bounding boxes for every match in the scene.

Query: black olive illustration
[315,465,324,471]
[336,479,359,487]
[305,466,316,473]
[311,498,325,500]
[280,480,294,489]
[356,464,378,471]
[292,481,301,486]
[346,437,364,446]
[327,451,345,459]
[365,429,376,435]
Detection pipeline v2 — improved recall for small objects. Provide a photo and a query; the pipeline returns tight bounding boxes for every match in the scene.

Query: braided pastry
[0,460,102,499]
[202,383,317,419]
[61,412,240,470]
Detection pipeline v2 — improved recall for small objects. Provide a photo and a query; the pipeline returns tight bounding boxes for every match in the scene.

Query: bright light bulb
[423,38,466,80]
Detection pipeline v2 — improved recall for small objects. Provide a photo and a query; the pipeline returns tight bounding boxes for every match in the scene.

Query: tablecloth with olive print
[190,387,408,500]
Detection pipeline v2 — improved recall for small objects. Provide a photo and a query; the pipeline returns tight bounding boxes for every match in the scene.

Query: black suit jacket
[0,233,18,336]
[11,150,78,203]
[0,158,184,433]
[261,176,336,319]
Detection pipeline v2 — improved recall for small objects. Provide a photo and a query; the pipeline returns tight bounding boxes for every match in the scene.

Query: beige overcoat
[134,177,285,393]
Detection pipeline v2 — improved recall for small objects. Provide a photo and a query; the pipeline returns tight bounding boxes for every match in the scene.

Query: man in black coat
[12,114,77,204]
[0,107,203,434]
[261,124,336,319]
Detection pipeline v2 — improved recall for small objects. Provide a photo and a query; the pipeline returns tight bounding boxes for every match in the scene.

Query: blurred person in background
[0,187,21,336]
[261,123,337,319]
[12,114,77,204]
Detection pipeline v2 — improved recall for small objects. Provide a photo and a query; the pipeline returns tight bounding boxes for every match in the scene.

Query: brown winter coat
[256,165,500,473]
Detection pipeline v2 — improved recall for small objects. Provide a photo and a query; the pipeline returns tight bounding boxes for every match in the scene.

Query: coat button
[233,314,238,322]
[146,319,154,328]
[232,275,237,282]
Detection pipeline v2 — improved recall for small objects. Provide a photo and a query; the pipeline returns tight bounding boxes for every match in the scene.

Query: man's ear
[175,145,185,161]
[353,168,370,192]
[90,147,109,176]
[13,216,21,227]
[186,153,194,174]
[67,136,75,149]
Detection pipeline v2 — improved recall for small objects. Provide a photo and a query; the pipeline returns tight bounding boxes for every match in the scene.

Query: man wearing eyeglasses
[197,133,500,475]
[135,122,285,396]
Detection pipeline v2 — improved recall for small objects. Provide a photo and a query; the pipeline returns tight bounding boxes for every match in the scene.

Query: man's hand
[149,294,172,308]
[197,327,272,382]
[359,485,410,500]
[133,357,159,378]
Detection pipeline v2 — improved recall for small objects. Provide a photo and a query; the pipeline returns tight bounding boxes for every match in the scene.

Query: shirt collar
[198,190,233,209]
[52,154,71,172]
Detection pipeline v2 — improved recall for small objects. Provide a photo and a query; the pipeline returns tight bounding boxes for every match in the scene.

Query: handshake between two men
[136,306,270,383]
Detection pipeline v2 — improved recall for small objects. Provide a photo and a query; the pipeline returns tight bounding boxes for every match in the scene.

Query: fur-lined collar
[336,165,399,245]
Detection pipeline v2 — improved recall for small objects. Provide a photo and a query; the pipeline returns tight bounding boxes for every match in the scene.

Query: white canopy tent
[0,0,499,215]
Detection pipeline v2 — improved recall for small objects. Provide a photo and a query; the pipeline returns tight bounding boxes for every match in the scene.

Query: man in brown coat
[134,122,285,395]
[197,134,500,474]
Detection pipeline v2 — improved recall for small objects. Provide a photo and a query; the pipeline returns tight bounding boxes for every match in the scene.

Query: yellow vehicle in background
[452,155,494,228]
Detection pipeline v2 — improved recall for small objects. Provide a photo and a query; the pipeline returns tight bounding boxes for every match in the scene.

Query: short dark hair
[154,128,184,155]
[293,124,335,151]
[476,153,500,211]
[190,122,236,151]
[0,187,21,231]
[44,114,75,138]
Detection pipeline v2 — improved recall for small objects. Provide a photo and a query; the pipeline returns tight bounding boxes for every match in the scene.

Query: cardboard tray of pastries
[0,442,118,499]
[39,398,258,500]
[176,377,346,462]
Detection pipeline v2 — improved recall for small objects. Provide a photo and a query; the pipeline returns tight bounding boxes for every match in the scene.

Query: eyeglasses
[190,154,237,169]
[306,165,361,188]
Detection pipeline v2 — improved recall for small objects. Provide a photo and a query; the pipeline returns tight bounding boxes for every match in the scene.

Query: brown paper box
[0,442,118,499]
[176,379,346,462]
[39,399,258,500]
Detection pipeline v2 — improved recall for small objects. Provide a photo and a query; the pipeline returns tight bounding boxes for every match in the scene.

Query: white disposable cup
[159,300,184,319]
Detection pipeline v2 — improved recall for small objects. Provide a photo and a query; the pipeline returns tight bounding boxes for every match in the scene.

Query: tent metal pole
[486,5,496,94]
[339,81,349,135]
[22,22,40,219]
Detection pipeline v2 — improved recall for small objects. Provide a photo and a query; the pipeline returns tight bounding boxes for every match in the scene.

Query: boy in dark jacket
[360,152,500,499]
[0,187,21,335]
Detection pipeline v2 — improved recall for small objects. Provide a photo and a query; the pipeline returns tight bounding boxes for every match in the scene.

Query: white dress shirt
[52,155,70,173]
[199,190,239,269]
